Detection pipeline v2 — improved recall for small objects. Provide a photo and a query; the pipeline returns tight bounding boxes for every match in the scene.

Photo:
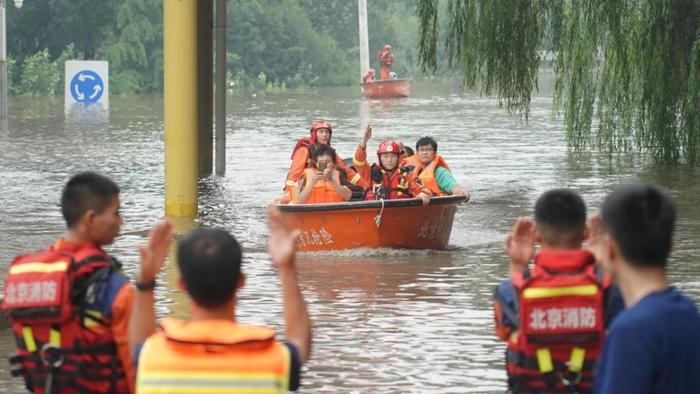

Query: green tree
[103,0,163,93]
[417,0,700,164]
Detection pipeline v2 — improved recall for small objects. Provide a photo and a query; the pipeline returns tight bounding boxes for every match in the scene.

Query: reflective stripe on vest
[137,319,291,394]
[522,284,598,299]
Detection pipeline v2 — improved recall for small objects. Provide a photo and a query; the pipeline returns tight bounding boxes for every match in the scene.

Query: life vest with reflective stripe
[136,318,291,394]
[2,242,127,394]
[412,155,452,196]
[365,164,411,200]
[505,250,606,394]
[297,168,346,204]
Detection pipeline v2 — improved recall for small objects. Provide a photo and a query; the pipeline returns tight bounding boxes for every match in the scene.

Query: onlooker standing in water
[131,206,311,393]
[2,172,151,393]
[493,189,623,393]
[587,183,700,393]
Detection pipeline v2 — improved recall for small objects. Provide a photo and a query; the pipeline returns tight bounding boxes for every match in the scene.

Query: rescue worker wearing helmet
[352,126,430,206]
[377,44,394,80]
[294,146,352,204]
[284,120,366,202]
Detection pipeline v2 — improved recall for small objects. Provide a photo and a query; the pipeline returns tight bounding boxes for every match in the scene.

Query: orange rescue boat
[362,78,412,99]
[277,195,466,252]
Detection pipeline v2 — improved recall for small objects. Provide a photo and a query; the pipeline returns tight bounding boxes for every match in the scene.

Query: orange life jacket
[365,164,411,200]
[2,243,128,394]
[412,155,452,196]
[295,168,346,204]
[400,154,421,171]
[136,318,291,394]
[505,250,607,394]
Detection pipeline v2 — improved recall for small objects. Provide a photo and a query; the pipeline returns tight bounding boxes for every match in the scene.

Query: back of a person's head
[534,188,586,248]
[61,172,120,228]
[177,228,243,308]
[601,183,675,268]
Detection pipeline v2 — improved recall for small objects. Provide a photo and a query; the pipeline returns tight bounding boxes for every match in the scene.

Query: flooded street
[1,78,699,393]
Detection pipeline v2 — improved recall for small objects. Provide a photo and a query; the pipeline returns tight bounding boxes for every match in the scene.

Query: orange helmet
[310,120,333,145]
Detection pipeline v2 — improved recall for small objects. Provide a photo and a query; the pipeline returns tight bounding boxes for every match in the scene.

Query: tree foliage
[417,0,700,164]
[6,0,419,94]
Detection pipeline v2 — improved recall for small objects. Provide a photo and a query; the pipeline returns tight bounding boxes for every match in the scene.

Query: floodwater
[1,77,699,393]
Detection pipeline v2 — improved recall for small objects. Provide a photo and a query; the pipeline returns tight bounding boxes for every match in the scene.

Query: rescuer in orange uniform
[410,136,469,198]
[294,146,352,204]
[377,44,394,80]
[352,125,430,204]
[493,189,623,393]
[131,206,311,393]
[284,120,365,201]
[2,172,163,393]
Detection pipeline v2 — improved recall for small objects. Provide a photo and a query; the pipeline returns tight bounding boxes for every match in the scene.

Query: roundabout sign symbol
[70,70,104,104]
[64,60,109,109]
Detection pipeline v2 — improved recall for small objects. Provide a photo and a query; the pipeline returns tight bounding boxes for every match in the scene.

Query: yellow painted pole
[164,0,198,216]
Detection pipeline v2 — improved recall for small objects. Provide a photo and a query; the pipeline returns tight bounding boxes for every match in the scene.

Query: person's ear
[237,273,246,290]
[533,228,542,243]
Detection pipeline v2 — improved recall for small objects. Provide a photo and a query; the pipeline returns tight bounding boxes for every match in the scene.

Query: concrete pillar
[164,0,198,216]
[358,0,369,84]
[197,0,213,178]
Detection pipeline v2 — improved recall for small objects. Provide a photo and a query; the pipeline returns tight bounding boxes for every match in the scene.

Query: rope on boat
[374,199,385,228]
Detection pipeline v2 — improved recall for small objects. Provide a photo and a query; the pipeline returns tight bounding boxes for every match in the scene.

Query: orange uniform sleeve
[350,145,372,186]
[285,149,309,191]
[336,152,368,189]
[111,285,135,393]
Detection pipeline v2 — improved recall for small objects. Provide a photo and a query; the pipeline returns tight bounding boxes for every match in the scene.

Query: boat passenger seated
[362,68,375,84]
[283,120,365,200]
[410,136,470,199]
[353,126,430,206]
[294,146,352,204]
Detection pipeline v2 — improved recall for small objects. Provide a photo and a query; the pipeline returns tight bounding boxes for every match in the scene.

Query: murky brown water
[1,77,699,393]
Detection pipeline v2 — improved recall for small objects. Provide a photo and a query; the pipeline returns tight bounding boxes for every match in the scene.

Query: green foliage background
[7,0,419,95]
[417,0,700,164]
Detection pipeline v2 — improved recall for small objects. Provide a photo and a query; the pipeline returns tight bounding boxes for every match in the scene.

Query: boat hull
[276,196,466,252]
[362,79,411,98]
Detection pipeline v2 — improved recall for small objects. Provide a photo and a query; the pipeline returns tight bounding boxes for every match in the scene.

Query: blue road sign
[69,70,104,104]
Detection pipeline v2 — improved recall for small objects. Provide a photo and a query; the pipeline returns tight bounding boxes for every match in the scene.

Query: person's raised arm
[267,206,311,363]
[128,220,173,356]
[504,217,535,276]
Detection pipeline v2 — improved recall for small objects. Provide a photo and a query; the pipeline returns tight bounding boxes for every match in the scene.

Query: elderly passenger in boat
[409,136,470,199]
[294,146,352,204]
[352,126,430,206]
[283,120,365,201]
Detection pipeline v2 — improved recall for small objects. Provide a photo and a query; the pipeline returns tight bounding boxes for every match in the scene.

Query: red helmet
[310,120,333,145]
[377,140,401,157]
